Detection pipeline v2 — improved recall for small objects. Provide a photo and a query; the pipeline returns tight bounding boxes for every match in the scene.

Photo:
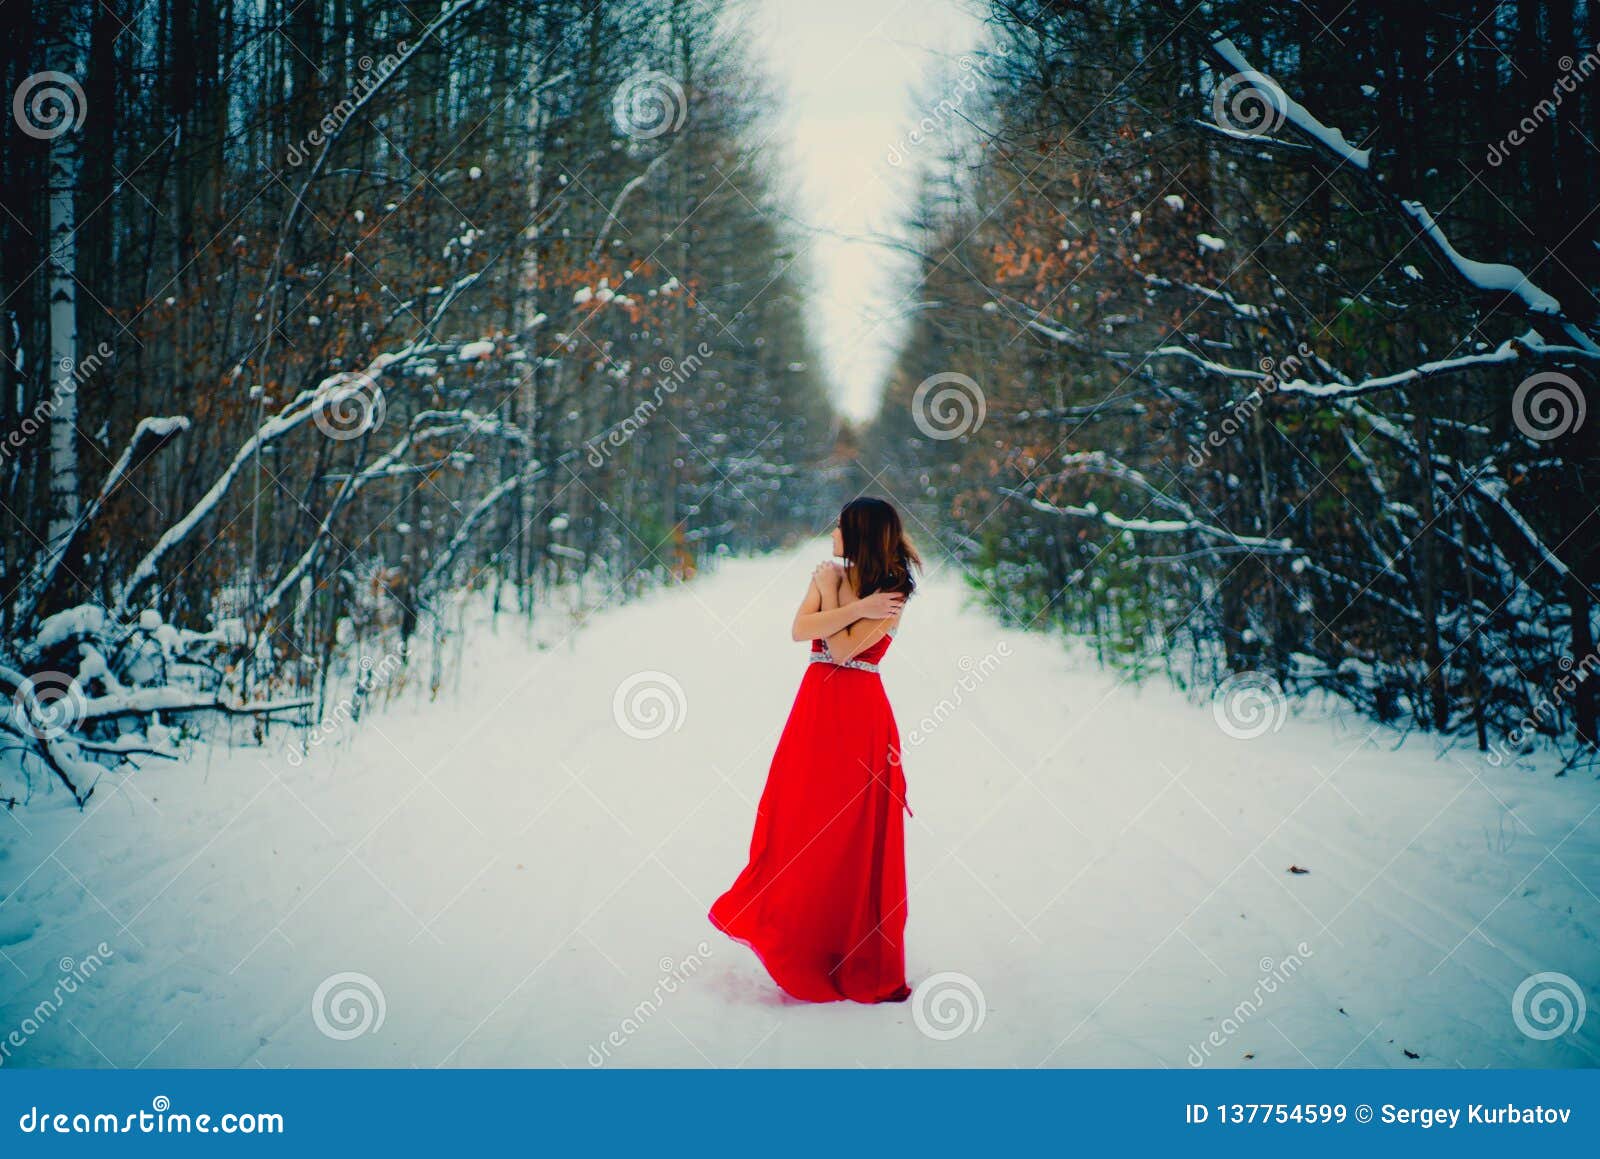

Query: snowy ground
[2,544,1598,1068]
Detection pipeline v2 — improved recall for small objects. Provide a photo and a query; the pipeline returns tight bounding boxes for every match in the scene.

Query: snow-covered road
[3,546,1598,1068]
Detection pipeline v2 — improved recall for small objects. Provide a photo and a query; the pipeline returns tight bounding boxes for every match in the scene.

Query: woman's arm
[823,609,898,662]
[791,564,904,642]
[818,566,904,661]
[822,567,903,661]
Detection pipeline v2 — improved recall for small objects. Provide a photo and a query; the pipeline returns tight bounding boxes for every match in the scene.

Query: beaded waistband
[809,649,881,674]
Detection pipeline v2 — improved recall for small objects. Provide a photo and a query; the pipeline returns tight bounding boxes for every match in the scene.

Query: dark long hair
[838,497,922,601]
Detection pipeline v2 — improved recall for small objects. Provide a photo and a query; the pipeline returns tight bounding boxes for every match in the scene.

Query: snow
[1211,37,1372,170]
[1162,194,1184,211]
[1274,338,1526,399]
[1196,233,1226,253]
[2,546,1596,1068]
[78,686,229,718]
[457,340,495,361]
[33,604,106,651]
[1153,345,1269,380]
[139,416,188,439]
[1401,200,1562,315]
[1159,335,1555,402]
[1144,275,1265,320]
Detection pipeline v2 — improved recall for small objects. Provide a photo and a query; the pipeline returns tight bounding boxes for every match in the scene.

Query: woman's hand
[855,589,905,620]
[812,561,844,591]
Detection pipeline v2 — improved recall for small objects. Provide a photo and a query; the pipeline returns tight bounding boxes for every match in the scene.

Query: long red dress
[710,629,912,1003]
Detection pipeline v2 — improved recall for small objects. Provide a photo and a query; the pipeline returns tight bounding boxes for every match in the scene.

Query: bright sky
[736,0,984,422]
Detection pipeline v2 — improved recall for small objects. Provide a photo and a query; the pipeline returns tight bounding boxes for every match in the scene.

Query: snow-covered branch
[1342,402,1575,582]
[1002,451,1296,555]
[1151,344,1271,381]
[591,149,675,262]
[418,455,559,594]
[1400,201,1561,317]
[118,267,487,617]
[1142,273,1269,321]
[261,408,527,616]
[1208,34,1582,338]
[115,345,420,616]
[1209,36,1372,170]
[13,415,190,631]
[995,294,1094,351]
[1156,332,1598,402]
[1004,487,1296,554]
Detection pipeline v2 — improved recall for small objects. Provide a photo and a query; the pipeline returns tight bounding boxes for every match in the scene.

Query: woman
[710,496,923,1003]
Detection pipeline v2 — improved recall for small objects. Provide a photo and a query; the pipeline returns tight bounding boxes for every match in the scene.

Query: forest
[870,0,1600,763]
[1,0,838,805]
[4,0,1600,812]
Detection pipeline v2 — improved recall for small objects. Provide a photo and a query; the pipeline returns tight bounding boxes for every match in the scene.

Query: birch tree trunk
[45,82,80,551]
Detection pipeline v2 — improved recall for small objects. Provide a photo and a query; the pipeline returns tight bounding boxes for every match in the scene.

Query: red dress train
[709,630,912,1003]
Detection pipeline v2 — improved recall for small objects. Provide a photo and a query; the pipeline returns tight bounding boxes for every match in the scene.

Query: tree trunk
[45,75,81,553]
